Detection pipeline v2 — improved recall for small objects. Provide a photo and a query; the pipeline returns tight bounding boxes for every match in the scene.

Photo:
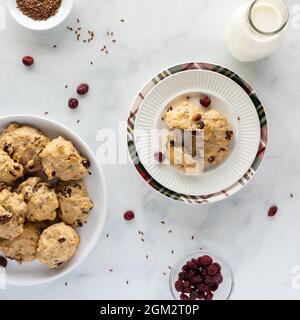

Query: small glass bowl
[169,249,234,300]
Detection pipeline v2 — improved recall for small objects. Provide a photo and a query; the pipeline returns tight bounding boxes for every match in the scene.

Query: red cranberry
[211,283,219,291]
[124,211,135,221]
[0,256,7,268]
[182,282,192,293]
[180,293,190,300]
[204,275,215,287]
[191,276,203,284]
[22,56,34,66]
[190,291,198,300]
[197,291,205,300]
[187,260,198,270]
[205,292,214,300]
[200,255,213,266]
[178,271,188,281]
[182,264,191,272]
[68,98,79,109]
[197,283,210,292]
[175,280,183,292]
[154,152,165,163]
[214,273,223,285]
[268,205,278,217]
[200,96,211,108]
[207,263,219,276]
[77,83,89,95]
[188,270,197,279]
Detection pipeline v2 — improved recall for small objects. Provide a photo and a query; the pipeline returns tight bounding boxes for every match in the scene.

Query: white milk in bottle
[227,0,289,62]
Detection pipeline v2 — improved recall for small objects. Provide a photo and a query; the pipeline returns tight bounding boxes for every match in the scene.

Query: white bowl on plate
[7,0,74,31]
[134,70,261,196]
[0,115,107,286]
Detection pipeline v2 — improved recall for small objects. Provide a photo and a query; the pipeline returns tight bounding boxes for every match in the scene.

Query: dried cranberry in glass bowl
[169,250,234,300]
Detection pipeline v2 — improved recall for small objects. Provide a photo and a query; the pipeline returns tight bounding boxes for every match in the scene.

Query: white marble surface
[0,0,300,300]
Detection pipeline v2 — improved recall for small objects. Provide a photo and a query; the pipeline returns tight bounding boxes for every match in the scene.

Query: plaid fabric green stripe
[127,62,268,204]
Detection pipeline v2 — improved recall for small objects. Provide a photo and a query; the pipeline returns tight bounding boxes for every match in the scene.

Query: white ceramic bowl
[0,115,107,286]
[7,0,74,31]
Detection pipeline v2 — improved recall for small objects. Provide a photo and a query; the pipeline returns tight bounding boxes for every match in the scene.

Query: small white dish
[0,115,107,286]
[134,70,260,196]
[7,0,74,31]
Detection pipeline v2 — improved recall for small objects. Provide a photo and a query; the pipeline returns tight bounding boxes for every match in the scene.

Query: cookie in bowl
[17,177,59,222]
[0,222,40,263]
[57,180,94,227]
[37,222,80,269]
[0,123,49,173]
[40,136,90,181]
[0,187,27,241]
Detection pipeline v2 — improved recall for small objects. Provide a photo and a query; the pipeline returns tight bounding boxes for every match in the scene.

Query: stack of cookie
[0,123,93,269]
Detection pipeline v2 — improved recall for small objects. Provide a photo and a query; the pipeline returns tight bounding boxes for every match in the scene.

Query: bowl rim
[169,249,235,300]
[0,114,107,286]
[6,0,74,31]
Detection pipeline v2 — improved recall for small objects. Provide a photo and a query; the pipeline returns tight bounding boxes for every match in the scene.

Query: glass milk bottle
[227,0,289,62]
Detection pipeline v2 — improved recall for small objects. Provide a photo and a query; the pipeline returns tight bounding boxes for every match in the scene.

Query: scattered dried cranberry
[22,56,34,66]
[200,96,211,108]
[77,83,89,95]
[68,98,79,109]
[154,152,165,163]
[268,205,278,217]
[0,256,7,268]
[124,211,135,221]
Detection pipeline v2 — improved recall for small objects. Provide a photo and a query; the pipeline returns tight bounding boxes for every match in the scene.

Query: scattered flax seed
[106,31,110,36]
[65,282,68,286]
[106,234,109,238]
[77,18,80,23]
[109,268,113,272]
[53,45,57,48]
[112,39,116,43]
[126,281,129,285]
[88,172,92,175]
[168,230,172,233]
[76,120,80,124]
[83,40,86,43]
[163,272,167,276]
[191,235,195,240]
[168,266,172,270]
[44,112,48,115]
[171,250,174,254]
[141,238,145,242]
[237,116,241,121]
[146,255,149,259]
[78,27,82,31]
[290,193,294,198]
[110,32,114,36]
[67,26,73,31]
[65,84,68,89]
[120,19,125,22]
[90,61,93,65]
[161,221,165,224]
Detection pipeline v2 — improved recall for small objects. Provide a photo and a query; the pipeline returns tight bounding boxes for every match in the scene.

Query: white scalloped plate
[134,70,260,196]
